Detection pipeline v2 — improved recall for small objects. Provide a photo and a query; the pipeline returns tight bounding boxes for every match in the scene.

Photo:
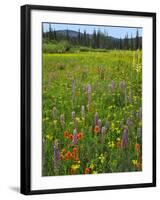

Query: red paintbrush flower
[64,131,69,138]
[84,167,90,174]
[69,134,73,140]
[77,132,83,140]
[73,147,78,154]
[65,151,73,160]
[135,143,141,153]
[94,125,100,134]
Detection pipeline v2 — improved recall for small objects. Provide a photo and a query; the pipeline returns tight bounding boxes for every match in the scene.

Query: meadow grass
[42,50,142,176]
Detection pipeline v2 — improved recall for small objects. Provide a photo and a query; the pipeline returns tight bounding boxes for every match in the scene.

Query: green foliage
[43,42,110,54]
[78,46,91,52]
[43,40,71,53]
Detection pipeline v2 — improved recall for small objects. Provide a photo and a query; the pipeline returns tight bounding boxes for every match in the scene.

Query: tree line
[43,25,142,50]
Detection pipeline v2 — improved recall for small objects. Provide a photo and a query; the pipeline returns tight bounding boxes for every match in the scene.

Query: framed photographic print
[21,4,156,195]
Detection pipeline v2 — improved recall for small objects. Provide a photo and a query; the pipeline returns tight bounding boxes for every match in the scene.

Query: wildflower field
[42,50,142,176]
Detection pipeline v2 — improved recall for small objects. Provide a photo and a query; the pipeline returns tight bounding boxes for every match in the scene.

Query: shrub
[43,41,71,53]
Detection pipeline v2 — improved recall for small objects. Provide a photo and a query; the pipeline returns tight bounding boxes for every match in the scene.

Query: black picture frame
[21,4,156,195]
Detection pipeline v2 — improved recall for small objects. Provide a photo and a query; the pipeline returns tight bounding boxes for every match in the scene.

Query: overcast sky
[42,23,142,39]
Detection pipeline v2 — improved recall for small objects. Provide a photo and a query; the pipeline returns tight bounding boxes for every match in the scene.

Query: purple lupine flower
[60,114,65,127]
[94,112,99,125]
[137,127,142,137]
[130,110,136,117]
[72,111,78,128]
[129,90,133,103]
[82,84,86,93]
[87,84,92,105]
[98,119,102,129]
[139,107,142,120]
[124,88,127,105]
[108,80,116,92]
[72,80,76,99]
[126,118,133,127]
[42,137,45,171]
[121,127,129,148]
[87,84,92,93]
[72,128,78,145]
[53,140,60,171]
[120,121,124,129]
[136,112,139,119]
[119,80,126,91]
[72,111,76,121]
[81,105,85,118]
[101,126,106,135]
[136,107,142,120]
[105,121,110,129]
[52,106,57,119]
[100,126,106,144]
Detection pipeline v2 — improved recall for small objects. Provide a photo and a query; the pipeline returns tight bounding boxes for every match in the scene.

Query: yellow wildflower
[138,121,142,126]
[132,160,138,166]
[90,163,95,170]
[71,164,80,170]
[82,117,85,121]
[46,134,53,141]
[76,117,80,122]
[133,96,137,101]
[53,120,57,125]
[108,141,115,148]
[98,154,105,164]
[43,117,49,122]
[116,137,121,142]
[111,122,115,131]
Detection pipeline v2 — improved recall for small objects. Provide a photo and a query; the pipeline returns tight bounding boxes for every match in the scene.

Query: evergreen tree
[105,32,109,49]
[130,34,133,50]
[66,29,69,41]
[83,30,87,46]
[119,37,122,49]
[92,29,97,48]
[49,24,52,40]
[78,29,81,45]
[96,29,101,48]
[87,34,90,47]
[124,33,129,50]
[136,29,139,49]
[53,29,57,40]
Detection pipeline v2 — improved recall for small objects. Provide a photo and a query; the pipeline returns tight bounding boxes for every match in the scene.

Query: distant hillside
[43,29,142,50]
[54,29,142,41]
[55,30,83,38]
